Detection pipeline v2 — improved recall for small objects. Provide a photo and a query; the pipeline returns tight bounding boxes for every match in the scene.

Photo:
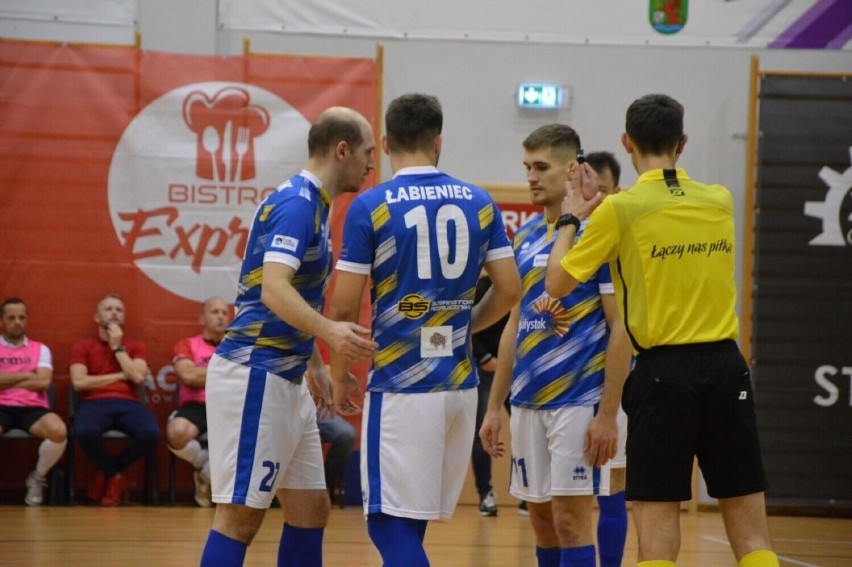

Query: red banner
[0,39,377,498]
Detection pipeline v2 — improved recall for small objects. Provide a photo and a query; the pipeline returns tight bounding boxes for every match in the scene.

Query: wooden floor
[0,503,850,566]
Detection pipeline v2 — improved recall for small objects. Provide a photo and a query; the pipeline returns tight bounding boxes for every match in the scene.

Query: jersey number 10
[404,204,470,280]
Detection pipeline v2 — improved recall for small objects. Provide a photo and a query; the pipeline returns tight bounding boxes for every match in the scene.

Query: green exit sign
[517,83,563,109]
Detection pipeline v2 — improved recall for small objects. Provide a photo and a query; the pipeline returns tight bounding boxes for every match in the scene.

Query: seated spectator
[317,412,356,504]
[0,297,67,506]
[167,297,230,508]
[69,294,160,506]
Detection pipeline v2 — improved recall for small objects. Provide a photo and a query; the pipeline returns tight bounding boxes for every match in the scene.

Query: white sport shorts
[206,354,325,509]
[610,405,628,469]
[361,388,477,520]
[508,405,612,502]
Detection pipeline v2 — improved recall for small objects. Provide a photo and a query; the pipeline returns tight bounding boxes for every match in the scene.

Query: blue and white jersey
[510,213,612,409]
[337,166,514,393]
[216,170,331,382]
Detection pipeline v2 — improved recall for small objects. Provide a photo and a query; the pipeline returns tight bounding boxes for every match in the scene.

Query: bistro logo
[107,82,310,301]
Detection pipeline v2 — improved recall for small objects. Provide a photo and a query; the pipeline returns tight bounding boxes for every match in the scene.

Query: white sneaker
[479,490,498,516]
[193,469,212,508]
[25,471,46,506]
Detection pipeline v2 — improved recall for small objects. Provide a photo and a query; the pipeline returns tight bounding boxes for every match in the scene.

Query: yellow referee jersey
[561,168,739,350]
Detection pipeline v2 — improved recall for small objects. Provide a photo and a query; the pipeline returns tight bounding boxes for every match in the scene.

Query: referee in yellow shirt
[544,94,778,567]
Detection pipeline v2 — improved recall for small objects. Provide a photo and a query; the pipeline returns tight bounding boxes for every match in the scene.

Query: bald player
[200,107,378,566]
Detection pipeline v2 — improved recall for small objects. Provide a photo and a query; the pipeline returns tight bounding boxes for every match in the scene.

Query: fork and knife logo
[183,86,270,183]
[201,121,253,183]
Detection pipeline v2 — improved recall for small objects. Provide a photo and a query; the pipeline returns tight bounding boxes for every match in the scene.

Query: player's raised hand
[325,321,378,361]
[562,162,603,220]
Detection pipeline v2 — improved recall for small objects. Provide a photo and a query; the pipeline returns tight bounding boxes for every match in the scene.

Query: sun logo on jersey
[398,293,431,319]
[532,296,571,337]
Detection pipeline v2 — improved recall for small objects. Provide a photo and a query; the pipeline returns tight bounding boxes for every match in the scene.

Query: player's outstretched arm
[479,305,520,459]
[545,163,603,299]
[328,269,372,415]
[261,262,377,361]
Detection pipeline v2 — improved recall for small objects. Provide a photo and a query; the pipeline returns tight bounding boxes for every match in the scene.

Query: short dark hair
[586,151,621,185]
[522,124,581,158]
[307,111,365,157]
[625,94,684,156]
[385,94,443,153]
[0,297,25,317]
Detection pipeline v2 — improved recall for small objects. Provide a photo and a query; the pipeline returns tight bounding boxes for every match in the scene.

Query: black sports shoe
[479,490,498,516]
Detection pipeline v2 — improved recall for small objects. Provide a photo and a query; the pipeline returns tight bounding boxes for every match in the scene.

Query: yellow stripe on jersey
[254,335,305,350]
[242,266,264,289]
[374,340,417,370]
[423,307,455,329]
[582,350,606,375]
[293,270,328,289]
[532,372,577,405]
[375,273,398,300]
[514,225,533,250]
[444,357,472,390]
[516,330,550,358]
[371,203,391,230]
[317,187,331,207]
[563,295,601,322]
[225,320,264,339]
[521,267,544,294]
[478,203,494,230]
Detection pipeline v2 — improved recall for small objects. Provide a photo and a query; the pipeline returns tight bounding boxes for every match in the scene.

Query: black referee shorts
[621,339,768,502]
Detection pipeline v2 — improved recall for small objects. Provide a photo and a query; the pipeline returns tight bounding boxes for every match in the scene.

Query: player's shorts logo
[107,82,310,302]
[398,293,431,319]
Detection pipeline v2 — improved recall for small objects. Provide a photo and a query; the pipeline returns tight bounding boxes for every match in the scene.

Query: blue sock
[366,512,429,567]
[200,529,247,567]
[597,490,628,567]
[560,544,596,567]
[536,546,560,567]
[277,523,323,567]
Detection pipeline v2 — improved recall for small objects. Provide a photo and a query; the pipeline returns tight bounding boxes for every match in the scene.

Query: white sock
[200,456,210,482]
[36,439,67,478]
[169,439,207,469]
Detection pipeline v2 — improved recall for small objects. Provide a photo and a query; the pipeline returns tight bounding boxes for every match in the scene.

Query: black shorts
[0,406,50,433]
[170,402,207,434]
[621,340,769,501]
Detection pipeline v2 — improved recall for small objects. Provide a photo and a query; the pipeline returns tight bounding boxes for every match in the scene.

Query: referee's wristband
[554,213,581,232]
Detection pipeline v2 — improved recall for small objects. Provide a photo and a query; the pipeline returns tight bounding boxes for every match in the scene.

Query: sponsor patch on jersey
[533,253,549,267]
[271,234,298,251]
[398,293,431,319]
[421,325,453,358]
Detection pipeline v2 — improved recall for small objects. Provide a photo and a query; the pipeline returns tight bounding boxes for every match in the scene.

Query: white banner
[219,0,840,49]
[0,0,135,26]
